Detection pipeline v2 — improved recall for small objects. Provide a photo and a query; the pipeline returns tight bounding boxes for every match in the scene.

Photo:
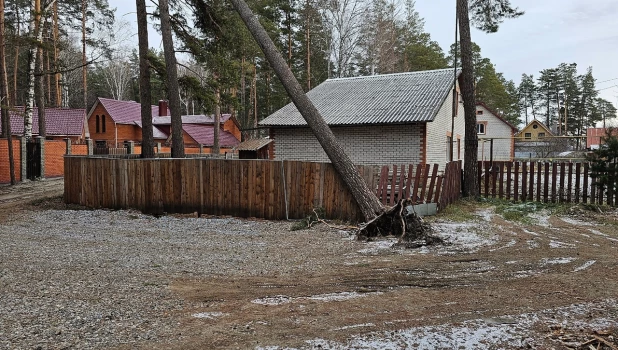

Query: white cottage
[259,69,466,168]
[476,102,518,162]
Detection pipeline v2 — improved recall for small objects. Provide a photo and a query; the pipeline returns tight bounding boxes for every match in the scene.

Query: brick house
[476,102,518,161]
[87,98,241,150]
[259,69,465,167]
[0,107,86,142]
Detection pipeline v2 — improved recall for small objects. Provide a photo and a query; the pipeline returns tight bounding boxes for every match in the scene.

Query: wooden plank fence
[64,157,377,221]
[478,161,612,205]
[64,157,464,221]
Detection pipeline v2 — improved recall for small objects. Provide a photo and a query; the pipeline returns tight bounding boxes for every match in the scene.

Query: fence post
[20,136,26,181]
[156,142,161,154]
[199,144,204,154]
[126,141,135,154]
[64,138,72,155]
[35,136,45,179]
[86,138,93,155]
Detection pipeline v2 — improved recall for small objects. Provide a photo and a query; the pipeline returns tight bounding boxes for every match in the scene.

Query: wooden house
[0,107,86,142]
[476,102,518,161]
[87,98,241,151]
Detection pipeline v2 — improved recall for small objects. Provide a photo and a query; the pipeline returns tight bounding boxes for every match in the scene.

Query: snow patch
[332,323,375,331]
[541,257,576,266]
[549,240,576,249]
[559,217,595,226]
[192,312,228,319]
[251,295,293,306]
[574,260,596,272]
[588,229,618,242]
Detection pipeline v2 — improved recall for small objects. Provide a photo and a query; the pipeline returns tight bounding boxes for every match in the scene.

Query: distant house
[587,128,617,150]
[476,102,518,161]
[259,69,465,168]
[514,120,558,159]
[0,107,86,142]
[87,98,241,151]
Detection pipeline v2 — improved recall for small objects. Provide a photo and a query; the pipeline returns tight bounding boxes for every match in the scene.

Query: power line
[598,77,618,84]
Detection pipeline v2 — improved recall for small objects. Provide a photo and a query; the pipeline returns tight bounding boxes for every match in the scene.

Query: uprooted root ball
[357,199,444,248]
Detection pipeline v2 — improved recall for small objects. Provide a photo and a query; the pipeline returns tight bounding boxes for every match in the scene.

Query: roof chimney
[158,100,168,117]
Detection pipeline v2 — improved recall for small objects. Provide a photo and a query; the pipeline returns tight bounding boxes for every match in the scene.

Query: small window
[476,123,486,135]
[476,110,483,115]
[524,132,532,140]
[96,115,100,133]
[102,115,106,133]
[532,124,538,129]
[538,132,545,138]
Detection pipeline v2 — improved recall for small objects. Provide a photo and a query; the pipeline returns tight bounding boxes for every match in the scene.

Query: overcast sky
[109,0,618,106]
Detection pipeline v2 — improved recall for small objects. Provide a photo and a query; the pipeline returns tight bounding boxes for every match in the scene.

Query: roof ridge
[325,68,457,82]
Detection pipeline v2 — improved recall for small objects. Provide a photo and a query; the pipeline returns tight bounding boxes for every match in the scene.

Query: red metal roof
[0,107,85,136]
[97,98,169,124]
[182,124,240,147]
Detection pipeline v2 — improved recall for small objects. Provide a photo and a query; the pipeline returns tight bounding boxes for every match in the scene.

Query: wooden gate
[26,141,41,180]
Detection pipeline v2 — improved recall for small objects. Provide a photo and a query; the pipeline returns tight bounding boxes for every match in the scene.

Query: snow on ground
[529,211,552,227]
[541,257,577,266]
[257,299,618,350]
[432,222,497,253]
[588,229,618,242]
[251,292,382,306]
[574,260,596,272]
[191,312,228,319]
[559,217,596,226]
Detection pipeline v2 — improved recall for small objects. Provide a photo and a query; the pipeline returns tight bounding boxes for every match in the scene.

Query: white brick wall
[272,124,424,166]
[425,84,466,169]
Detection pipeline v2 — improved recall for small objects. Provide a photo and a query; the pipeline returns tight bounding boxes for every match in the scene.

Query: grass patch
[430,199,479,222]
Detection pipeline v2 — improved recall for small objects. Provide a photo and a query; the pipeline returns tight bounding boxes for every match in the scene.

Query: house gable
[517,120,553,140]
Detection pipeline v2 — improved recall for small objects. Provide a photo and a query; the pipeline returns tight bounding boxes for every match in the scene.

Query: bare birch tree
[320,0,365,78]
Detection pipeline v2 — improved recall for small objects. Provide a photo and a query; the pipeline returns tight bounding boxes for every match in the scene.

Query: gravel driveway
[1,188,618,349]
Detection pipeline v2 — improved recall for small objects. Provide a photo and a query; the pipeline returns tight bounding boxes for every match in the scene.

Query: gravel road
[0,200,355,349]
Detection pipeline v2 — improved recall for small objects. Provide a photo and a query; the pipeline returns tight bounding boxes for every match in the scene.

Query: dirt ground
[160,203,618,350]
[1,179,618,349]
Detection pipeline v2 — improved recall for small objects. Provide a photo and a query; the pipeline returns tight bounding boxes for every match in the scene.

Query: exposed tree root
[357,199,444,248]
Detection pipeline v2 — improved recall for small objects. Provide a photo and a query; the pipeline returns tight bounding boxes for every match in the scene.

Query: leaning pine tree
[229,0,437,245]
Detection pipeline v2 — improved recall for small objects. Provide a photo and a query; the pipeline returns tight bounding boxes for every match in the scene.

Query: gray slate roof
[259,69,459,126]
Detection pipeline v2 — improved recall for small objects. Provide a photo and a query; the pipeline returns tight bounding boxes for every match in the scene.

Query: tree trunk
[136,0,154,158]
[0,0,16,184]
[230,0,384,221]
[12,3,20,107]
[212,87,220,154]
[305,0,311,90]
[53,0,60,107]
[81,0,89,138]
[458,0,479,197]
[24,0,39,140]
[158,0,184,158]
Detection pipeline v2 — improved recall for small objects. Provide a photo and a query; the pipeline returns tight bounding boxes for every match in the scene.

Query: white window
[476,123,486,135]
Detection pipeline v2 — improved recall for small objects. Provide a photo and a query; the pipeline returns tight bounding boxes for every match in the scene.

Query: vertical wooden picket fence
[374,161,461,209]
[478,161,613,205]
